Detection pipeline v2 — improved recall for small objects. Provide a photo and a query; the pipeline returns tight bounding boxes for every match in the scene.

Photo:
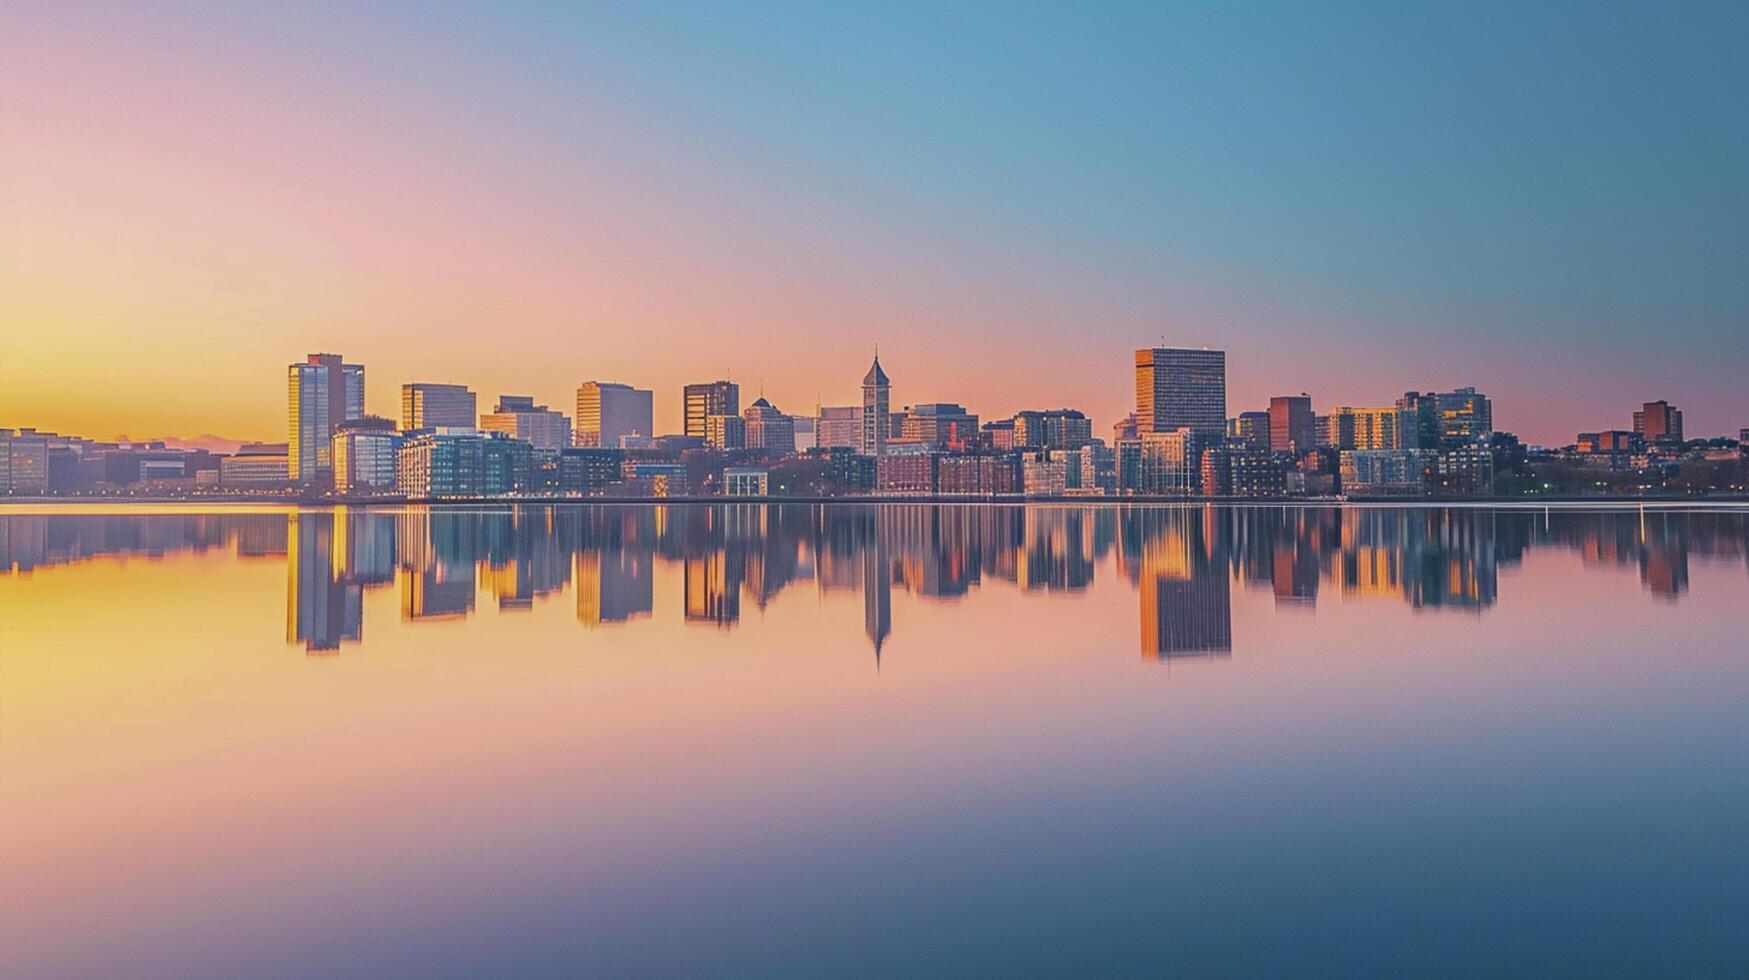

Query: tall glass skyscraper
[288,352,363,484]
[1135,347,1225,439]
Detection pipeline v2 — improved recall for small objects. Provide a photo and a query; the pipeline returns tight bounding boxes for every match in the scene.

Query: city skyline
[4,5,1745,446]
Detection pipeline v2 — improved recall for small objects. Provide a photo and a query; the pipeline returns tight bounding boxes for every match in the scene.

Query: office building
[1269,395,1315,453]
[705,413,746,450]
[816,406,861,449]
[557,448,625,495]
[1228,411,1271,450]
[0,428,49,495]
[332,417,401,494]
[220,442,291,488]
[1634,400,1684,444]
[401,383,477,431]
[684,381,740,440]
[1577,431,1642,454]
[1138,428,1204,495]
[1435,387,1493,443]
[288,353,362,484]
[397,430,532,498]
[1012,409,1094,450]
[742,397,796,453]
[1135,347,1225,438]
[1340,450,1432,496]
[480,395,572,451]
[862,354,890,456]
[899,403,979,451]
[1318,407,1414,451]
[1113,413,1139,443]
[575,381,653,448]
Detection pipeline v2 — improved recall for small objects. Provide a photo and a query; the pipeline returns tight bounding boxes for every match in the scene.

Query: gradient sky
[2,1,1744,445]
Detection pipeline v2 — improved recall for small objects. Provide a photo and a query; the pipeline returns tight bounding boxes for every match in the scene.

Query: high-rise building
[479,395,572,451]
[1135,347,1225,438]
[684,382,740,440]
[862,354,890,456]
[1268,395,1315,453]
[1228,411,1271,450]
[704,413,746,450]
[742,398,795,453]
[1634,400,1684,444]
[899,403,979,451]
[575,382,653,448]
[816,406,861,449]
[289,353,362,484]
[1317,407,1415,451]
[1113,413,1139,443]
[401,383,477,431]
[332,417,401,494]
[1011,409,1094,450]
[1435,387,1493,443]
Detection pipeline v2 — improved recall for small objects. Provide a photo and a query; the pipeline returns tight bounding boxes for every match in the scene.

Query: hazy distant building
[862,354,890,456]
[1113,413,1139,443]
[332,417,400,494]
[684,382,740,441]
[816,406,861,449]
[401,383,476,431]
[288,353,363,484]
[220,442,291,488]
[0,428,50,495]
[575,381,653,448]
[742,398,795,453]
[1268,395,1315,453]
[1135,347,1225,438]
[480,395,571,451]
[1634,400,1683,444]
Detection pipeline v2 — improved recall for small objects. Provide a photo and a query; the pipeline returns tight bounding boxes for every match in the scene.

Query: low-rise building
[724,467,770,496]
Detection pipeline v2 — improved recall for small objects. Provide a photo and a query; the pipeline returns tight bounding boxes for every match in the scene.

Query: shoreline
[2,494,1746,509]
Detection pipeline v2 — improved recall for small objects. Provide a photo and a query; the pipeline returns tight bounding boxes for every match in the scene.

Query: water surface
[4,503,1747,977]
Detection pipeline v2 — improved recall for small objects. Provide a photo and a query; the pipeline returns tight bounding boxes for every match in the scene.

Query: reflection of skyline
[4,506,1746,660]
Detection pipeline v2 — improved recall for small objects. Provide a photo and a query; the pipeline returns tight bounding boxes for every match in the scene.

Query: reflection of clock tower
[861,351,889,457]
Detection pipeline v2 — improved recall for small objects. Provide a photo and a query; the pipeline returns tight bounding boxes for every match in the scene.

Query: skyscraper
[684,382,739,440]
[288,352,362,484]
[480,395,572,450]
[1135,347,1225,438]
[742,397,796,453]
[1634,400,1684,444]
[575,381,653,448]
[861,353,889,456]
[1268,395,1315,453]
[816,406,861,449]
[401,383,477,431]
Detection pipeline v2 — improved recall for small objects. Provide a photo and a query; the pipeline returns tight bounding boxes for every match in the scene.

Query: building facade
[479,395,572,451]
[401,383,477,431]
[1012,409,1094,450]
[1634,400,1684,444]
[684,382,740,440]
[332,418,400,494]
[861,355,890,456]
[742,398,796,453]
[289,353,363,484]
[575,382,653,448]
[1135,347,1226,438]
[1268,395,1315,453]
[816,406,861,449]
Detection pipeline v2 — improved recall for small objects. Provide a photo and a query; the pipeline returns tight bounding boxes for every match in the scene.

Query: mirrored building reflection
[5,505,1746,662]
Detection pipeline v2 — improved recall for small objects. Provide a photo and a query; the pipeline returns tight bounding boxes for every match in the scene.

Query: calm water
[4,503,1748,977]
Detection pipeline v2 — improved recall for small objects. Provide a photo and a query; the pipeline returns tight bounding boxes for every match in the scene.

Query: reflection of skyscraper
[576,549,654,626]
[1136,509,1231,660]
[288,511,356,653]
[684,551,741,626]
[863,511,891,663]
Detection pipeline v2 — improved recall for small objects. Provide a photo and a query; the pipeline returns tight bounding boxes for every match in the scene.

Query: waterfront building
[1228,411,1271,450]
[705,413,747,450]
[289,353,363,484]
[742,398,796,454]
[332,417,401,494]
[1135,347,1225,438]
[1138,427,1204,495]
[397,430,533,498]
[622,461,688,497]
[816,406,861,449]
[981,418,1017,451]
[1577,431,1643,454]
[899,403,979,451]
[575,382,653,448]
[220,442,291,488]
[877,444,936,494]
[1634,400,1684,444]
[862,354,890,456]
[684,381,740,440]
[1200,446,1287,497]
[1012,409,1094,450]
[1317,407,1415,451]
[1432,444,1494,496]
[1022,453,1069,497]
[1340,449,1433,496]
[480,395,572,451]
[724,467,770,496]
[557,448,624,495]
[401,383,477,431]
[1268,395,1315,453]
[0,428,50,495]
